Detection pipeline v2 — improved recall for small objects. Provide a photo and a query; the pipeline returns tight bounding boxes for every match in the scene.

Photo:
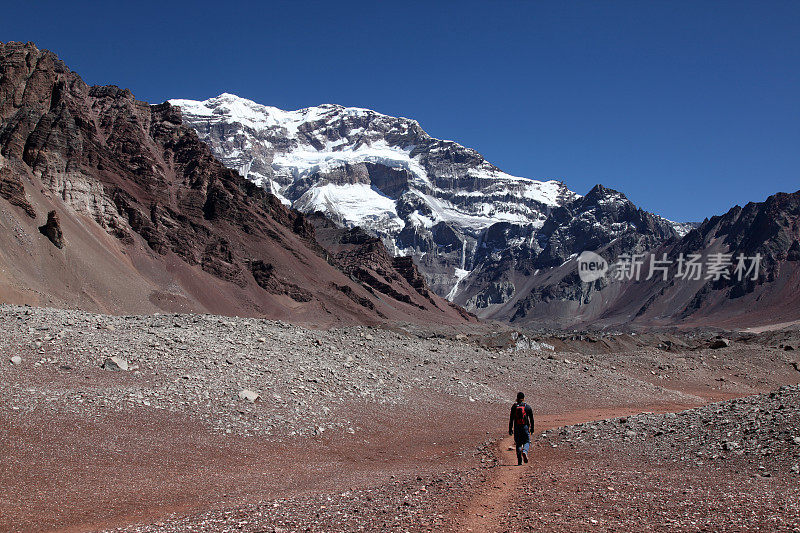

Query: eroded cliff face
[0,152,36,217]
[0,42,472,325]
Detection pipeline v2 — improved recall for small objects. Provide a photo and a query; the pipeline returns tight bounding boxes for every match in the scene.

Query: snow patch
[272,140,431,189]
[408,210,435,228]
[446,268,471,301]
[294,183,403,233]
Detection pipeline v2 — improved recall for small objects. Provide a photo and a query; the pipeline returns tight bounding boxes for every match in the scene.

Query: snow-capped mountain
[169,94,578,296]
[170,94,703,324]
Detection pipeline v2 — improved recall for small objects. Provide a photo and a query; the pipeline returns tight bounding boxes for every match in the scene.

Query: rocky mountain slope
[3,42,794,329]
[627,189,800,328]
[0,41,471,325]
[491,188,800,328]
[452,184,679,314]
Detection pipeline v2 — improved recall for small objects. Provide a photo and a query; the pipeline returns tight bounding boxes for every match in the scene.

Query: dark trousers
[514,425,531,464]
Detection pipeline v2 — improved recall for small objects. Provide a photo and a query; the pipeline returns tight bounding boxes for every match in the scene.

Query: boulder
[10,355,22,365]
[238,389,260,403]
[102,356,129,371]
[709,338,731,349]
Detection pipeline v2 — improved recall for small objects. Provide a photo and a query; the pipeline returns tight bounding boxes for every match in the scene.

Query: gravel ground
[0,305,710,440]
[505,386,800,532]
[1,304,799,532]
[541,385,800,477]
[103,442,498,533]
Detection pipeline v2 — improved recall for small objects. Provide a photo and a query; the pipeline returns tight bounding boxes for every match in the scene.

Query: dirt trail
[460,435,523,532]
[456,405,709,533]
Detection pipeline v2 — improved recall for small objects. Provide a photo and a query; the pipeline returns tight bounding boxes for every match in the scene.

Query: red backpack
[515,403,527,426]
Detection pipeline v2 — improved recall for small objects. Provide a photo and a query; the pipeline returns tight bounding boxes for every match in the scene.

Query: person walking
[508,391,534,466]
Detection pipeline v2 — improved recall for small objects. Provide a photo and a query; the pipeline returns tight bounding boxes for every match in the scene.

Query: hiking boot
[522,451,529,463]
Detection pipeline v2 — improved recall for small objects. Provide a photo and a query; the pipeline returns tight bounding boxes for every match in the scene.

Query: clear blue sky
[3,1,798,222]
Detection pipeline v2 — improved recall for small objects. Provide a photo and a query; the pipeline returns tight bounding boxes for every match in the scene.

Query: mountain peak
[584,184,628,203]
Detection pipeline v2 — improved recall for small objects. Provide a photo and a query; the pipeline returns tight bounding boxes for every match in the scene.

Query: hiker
[508,391,534,466]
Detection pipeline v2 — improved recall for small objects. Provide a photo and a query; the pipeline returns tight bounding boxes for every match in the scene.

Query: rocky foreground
[509,386,800,532]
[1,304,799,531]
[69,388,800,533]
[0,305,711,440]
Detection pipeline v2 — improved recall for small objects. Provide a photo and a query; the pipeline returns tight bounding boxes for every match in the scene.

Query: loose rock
[102,357,129,371]
[238,390,260,403]
[710,338,731,349]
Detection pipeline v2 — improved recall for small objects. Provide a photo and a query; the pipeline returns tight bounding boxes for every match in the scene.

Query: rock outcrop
[38,210,63,248]
[454,185,679,320]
